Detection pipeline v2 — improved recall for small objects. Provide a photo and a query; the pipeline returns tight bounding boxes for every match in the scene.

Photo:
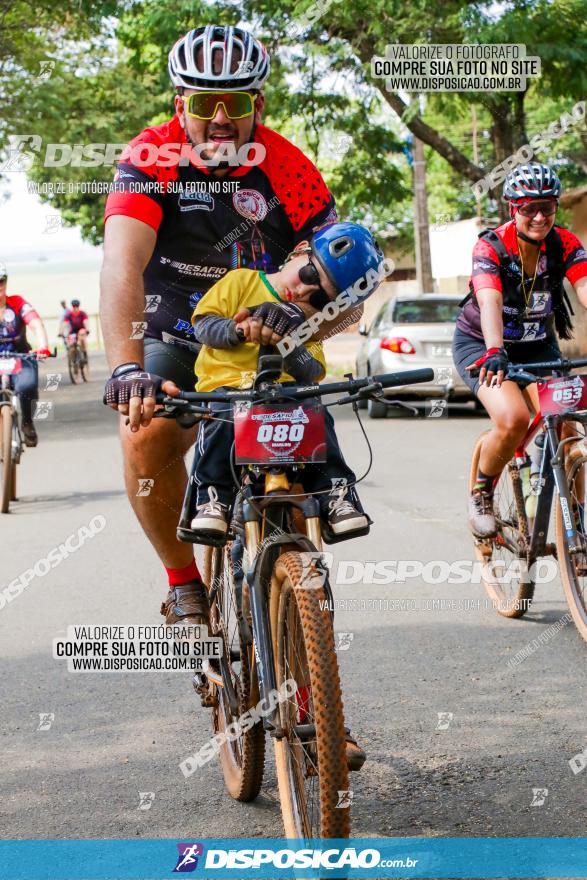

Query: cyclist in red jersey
[452,163,587,537]
[101,25,367,769]
[62,299,90,354]
[0,266,52,446]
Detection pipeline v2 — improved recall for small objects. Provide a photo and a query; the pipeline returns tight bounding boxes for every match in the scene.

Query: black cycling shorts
[143,338,199,392]
[452,328,562,396]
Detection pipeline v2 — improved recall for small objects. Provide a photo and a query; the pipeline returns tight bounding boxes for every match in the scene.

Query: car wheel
[368,397,387,419]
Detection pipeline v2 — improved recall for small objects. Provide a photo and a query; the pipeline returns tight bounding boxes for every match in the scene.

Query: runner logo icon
[173,843,204,873]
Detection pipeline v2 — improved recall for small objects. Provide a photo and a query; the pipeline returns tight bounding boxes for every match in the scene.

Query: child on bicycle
[189,221,386,538]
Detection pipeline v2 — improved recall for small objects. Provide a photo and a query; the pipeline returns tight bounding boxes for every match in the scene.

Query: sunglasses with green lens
[183,91,255,121]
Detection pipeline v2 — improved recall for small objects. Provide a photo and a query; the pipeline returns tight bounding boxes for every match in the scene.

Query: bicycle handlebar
[468,355,587,384]
[506,356,587,387]
[0,348,57,360]
[156,368,435,408]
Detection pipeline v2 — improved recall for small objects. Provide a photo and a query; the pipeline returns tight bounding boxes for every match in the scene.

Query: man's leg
[121,416,198,568]
[14,359,39,446]
[121,338,208,624]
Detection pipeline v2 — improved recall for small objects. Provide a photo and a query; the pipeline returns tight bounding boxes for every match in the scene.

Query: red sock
[165,560,201,586]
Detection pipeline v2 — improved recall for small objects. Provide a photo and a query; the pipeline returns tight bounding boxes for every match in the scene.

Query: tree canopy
[1,0,584,246]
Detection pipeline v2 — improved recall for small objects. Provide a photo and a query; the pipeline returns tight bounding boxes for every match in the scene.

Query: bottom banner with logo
[1,837,587,878]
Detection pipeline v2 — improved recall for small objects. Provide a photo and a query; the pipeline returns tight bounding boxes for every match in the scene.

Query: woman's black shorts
[452,328,561,396]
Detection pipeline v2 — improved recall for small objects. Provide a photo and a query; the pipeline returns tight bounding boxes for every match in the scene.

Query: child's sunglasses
[298,257,334,310]
[183,91,255,121]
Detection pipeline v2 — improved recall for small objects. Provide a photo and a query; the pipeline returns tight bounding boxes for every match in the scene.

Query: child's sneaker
[190,487,228,534]
[326,485,368,535]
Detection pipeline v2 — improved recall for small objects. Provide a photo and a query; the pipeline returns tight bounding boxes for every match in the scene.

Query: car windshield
[392,300,461,324]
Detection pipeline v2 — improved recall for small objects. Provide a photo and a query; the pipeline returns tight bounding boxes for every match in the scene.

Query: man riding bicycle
[62,300,89,356]
[452,163,587,537]
[102,24,371,769]
[0,264,51,447]
[101,26,355,628]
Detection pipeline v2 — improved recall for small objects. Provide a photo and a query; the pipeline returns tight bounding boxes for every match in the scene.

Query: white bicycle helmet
[503,163,562,200]
[168,25,270,91]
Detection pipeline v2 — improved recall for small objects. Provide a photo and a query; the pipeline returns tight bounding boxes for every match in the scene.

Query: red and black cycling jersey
[456,220,587,343]
[63,309,89,333]
[104,115,336,352]
[0,295,39,352]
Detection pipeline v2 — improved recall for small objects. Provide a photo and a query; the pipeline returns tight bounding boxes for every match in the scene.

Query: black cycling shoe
[160,580,209,628]
[22,422,38,447]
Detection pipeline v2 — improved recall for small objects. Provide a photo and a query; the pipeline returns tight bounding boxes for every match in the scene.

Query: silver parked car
[355,294,474,418]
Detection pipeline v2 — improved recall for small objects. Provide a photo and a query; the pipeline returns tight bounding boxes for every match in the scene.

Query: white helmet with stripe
[168,25,270,91]
[503,163,562,200]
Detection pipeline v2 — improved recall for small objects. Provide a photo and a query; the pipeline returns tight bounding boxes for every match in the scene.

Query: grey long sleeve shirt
[193,314,324,384]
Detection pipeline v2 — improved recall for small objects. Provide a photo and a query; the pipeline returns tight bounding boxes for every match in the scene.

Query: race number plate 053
[0,357,22,375]
[233,401,327,465]
[538,375,587,416]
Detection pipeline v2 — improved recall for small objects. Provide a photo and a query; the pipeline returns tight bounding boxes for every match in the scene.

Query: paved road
[1,354,585,841]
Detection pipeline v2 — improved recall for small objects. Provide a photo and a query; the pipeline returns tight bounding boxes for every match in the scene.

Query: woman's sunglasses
[516,200,558,218]
[298,257,334,310]
[183,90,255,120]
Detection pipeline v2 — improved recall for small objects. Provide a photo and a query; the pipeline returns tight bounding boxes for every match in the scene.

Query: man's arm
[27,317,49,351]
[100,215,157,369]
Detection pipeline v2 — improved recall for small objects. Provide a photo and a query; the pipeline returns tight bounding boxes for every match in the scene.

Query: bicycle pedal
[176,525,228,547]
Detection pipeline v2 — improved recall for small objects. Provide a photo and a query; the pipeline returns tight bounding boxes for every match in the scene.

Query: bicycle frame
[514,411,587,559]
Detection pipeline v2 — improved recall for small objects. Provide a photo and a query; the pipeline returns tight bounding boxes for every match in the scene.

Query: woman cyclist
[452,163,587,537]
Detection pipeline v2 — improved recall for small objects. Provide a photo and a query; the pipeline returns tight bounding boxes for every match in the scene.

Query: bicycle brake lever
[384,399,419,416]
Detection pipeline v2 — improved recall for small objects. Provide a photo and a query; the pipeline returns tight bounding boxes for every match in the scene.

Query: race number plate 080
[233,401,327,465]
[538,375,587,416]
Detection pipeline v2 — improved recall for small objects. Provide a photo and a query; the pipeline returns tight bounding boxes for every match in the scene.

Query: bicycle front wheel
[0,405,13,513]
[470,432,535,618]
[68,347,81,384]
[271,551,350,839]
[204,544,265,801]
[555,449,587,643]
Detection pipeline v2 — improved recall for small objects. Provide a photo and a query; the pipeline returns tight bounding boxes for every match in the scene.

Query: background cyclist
[452,163,587,537]
[0,264,52,447]
[62,299,90,359]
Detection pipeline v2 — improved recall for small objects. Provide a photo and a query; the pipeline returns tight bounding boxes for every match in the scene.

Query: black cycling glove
[471,346,508,375]
[103,362,164,406]
[247,301,306,337]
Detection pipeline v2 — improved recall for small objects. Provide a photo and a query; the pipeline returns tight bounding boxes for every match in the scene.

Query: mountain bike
[156,360,433,838]
[469,356,587,643]
[0,350,56,513]
[66,332,88,384]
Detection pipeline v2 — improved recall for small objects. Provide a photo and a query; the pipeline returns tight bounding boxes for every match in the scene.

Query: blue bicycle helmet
[310,222,386,302]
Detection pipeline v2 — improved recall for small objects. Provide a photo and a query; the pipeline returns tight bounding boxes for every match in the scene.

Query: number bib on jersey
[233,401,326,465]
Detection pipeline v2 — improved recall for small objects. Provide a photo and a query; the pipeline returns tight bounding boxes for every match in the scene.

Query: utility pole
[472,105,482,224]
[412,136,434,293]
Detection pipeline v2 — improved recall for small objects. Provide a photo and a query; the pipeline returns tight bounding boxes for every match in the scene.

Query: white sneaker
[190,487,228,534]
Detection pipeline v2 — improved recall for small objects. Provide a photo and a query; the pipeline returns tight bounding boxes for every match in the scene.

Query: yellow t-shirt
[192,268,326,392]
